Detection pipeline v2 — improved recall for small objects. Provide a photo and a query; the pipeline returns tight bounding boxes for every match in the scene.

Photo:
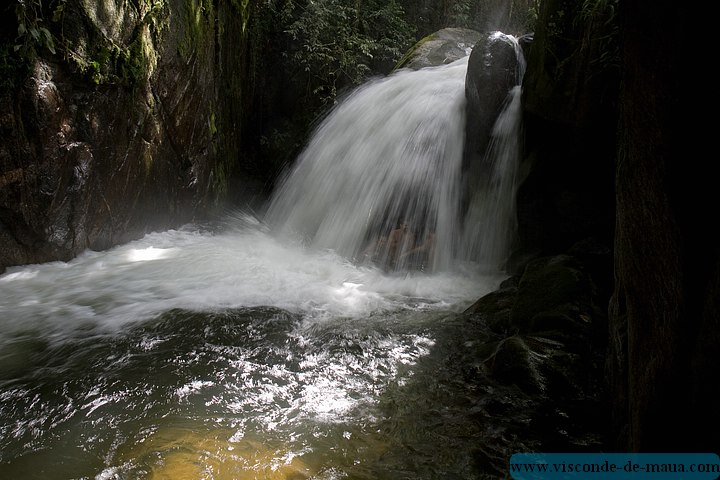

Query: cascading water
[0,32,528,480]
[265,57,469,273]
[267,33,526,274]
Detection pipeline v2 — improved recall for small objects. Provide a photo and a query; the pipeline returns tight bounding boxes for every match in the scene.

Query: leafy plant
[13,0,57,56]
[281,0,415,108]
[575,0,619,72]
[14,0,60,56]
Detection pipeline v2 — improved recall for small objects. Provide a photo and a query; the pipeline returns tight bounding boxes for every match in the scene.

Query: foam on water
[0,212,501,342]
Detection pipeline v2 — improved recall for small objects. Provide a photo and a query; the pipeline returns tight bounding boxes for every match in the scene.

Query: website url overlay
[509,453,720,479]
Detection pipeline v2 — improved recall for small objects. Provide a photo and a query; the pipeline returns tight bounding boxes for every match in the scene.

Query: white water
[0,214,499,342]
[265,57,470,273]
[460,85,524,265]
[0,215,503,478]
[267,33,525,274]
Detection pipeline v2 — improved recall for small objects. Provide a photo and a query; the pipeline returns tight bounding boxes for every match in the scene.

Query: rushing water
[0,218,503,479]
[0,36,526,480]
[265,57,470,274]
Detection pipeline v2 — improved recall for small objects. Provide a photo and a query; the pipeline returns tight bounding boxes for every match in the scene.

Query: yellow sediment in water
[120,427,315,480]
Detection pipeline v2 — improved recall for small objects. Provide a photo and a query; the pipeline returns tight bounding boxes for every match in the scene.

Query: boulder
[394,27,483,70]
[463,31,523,173]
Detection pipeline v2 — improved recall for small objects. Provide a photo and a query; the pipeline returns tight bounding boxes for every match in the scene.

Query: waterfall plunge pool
[0,216,506,479]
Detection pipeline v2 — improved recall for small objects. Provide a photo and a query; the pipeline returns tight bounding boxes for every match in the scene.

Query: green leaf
[53,3,65,23]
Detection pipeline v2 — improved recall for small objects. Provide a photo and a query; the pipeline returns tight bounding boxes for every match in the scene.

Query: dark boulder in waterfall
[394,28,483,71]
[463,31,523,175]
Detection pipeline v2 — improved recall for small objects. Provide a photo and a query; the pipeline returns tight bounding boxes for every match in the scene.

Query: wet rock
[394,28,483,70]
[462,243,611,454]
[486,335,545,394]
[464,275,518,335]
[0,1,252,271]
[464,31,522,167]
[510,254,596,333]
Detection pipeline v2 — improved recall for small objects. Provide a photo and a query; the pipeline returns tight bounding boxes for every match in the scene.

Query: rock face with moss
[515,0,718,453]
[0,0,251,272]
[515,0,618,263]
[395,27,483,70]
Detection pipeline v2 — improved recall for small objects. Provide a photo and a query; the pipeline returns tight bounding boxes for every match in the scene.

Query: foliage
[447,0,473,28]
[526,0,542,32]
[575,0,619,72]
[0,0,61,90]
[13,0,58,57]
[2,0,169,88]
[279,0,416,108]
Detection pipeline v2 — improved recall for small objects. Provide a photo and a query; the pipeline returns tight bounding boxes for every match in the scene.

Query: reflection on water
[0,218,504,479]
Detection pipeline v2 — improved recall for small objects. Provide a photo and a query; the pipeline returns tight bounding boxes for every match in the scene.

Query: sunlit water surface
[0,214,505,479]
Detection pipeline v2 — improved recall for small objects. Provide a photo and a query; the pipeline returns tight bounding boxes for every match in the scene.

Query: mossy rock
[394,27,483,70]
[510,255,594,332]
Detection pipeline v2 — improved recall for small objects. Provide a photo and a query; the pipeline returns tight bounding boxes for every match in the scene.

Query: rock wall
[0,0,254,273]
[609,0,718,451]
[515,0,618,267]
[517,0,718,452]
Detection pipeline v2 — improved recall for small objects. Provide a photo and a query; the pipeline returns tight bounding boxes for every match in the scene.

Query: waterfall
[0,33,532,479]
[458,88,524,268]
[266,33,525,274]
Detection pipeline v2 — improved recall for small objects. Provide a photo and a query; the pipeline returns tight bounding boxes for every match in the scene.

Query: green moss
[208,112,217,137]
[393,32,437,70]
[230,0,252,34]
[58,0,168,86]
[179,0,215,60]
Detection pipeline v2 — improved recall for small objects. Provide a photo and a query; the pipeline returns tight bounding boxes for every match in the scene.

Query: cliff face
[519,0,718,452]
[516,0,618,266]
[0,0,252,272]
